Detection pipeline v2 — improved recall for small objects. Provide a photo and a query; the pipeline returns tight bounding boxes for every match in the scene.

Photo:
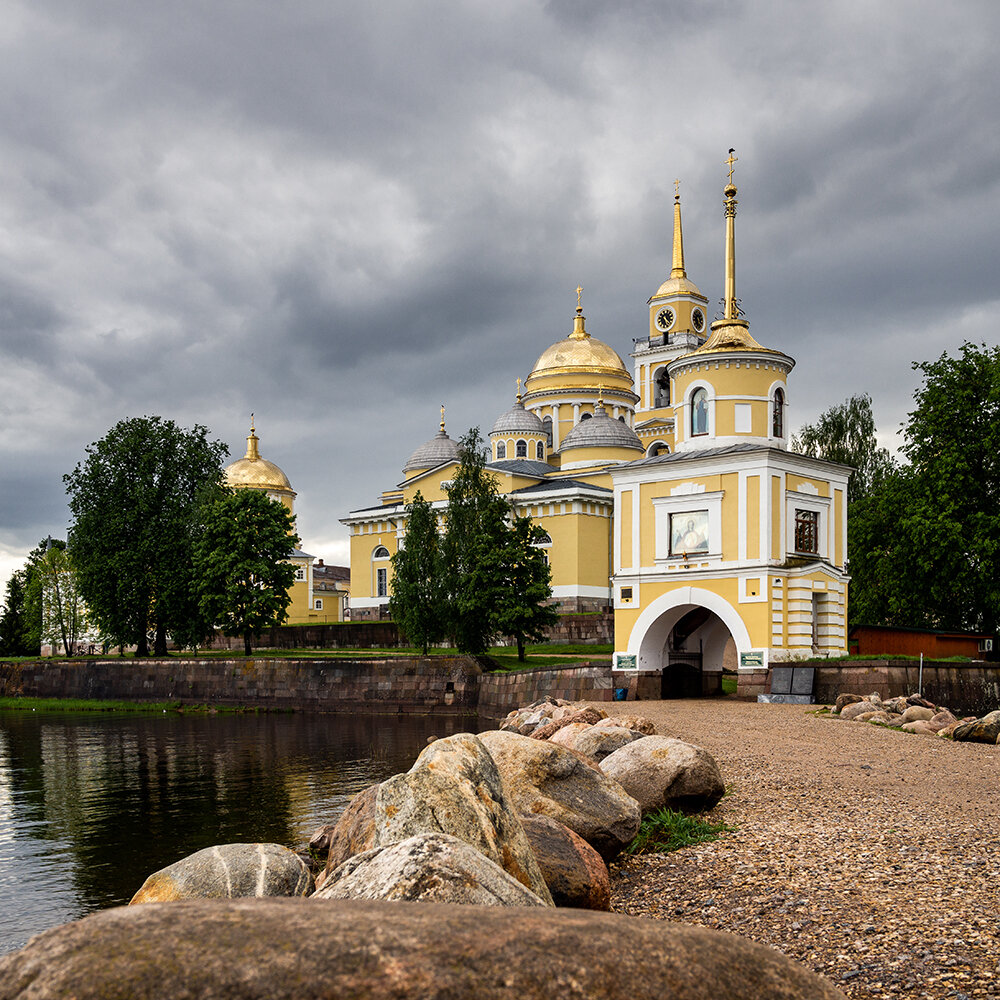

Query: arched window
[580,411,592,421]
[515,439,527,458]
[618,415,625,423]
[542,416,553,446]
[496,441,507,460]
[372,546,390,559]
[536,440,544,460]
[691,388,709,436]
[647,441,670,457]
[653,367,670,407]
[772,388,785,438]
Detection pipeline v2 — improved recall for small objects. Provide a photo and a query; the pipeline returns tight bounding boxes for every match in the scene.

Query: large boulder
[478,729,640,861]
[313,833,548,907]
[530,707,608,741]
[0,898,848,1000]
[499,698,568,736]
[318,783,381,888]
[519,814,610,910]
[563,724,647,763]
[899,705,934,723]
[834,693,864,713]
[547,722,594,749]
[594,714,657,735]
[952,710,1000,745]
[130,843,312,904]
[373,732,553,904]
[601,736,724,814]
[840,700,878,721]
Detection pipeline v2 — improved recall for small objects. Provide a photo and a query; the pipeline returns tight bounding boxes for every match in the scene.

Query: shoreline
[596,699,998,1000]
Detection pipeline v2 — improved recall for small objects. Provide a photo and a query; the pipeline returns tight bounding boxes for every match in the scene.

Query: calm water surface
[0,709,473,954]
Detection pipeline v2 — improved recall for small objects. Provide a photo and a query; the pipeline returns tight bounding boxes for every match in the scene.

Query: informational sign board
[739,650,766,669]
[613,652,638,671]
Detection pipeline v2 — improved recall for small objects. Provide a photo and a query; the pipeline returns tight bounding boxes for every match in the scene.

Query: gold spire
[516,377,522,404]
[570,285,589,340]
[440,404,446,433]
[670,181,687,280]
[245,416,260,461]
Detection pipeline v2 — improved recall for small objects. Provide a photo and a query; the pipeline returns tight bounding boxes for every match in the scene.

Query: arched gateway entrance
[625,587,751,699]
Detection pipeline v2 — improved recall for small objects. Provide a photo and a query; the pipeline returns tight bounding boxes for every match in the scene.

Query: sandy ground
[593,699,999,1000]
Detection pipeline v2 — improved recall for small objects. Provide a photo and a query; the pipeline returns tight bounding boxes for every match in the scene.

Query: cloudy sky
[2,0,998,585]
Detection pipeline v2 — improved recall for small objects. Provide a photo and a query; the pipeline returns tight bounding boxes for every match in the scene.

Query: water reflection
[0,710,472,954]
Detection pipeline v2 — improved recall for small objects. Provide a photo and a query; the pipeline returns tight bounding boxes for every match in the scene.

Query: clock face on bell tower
[655,307,674,332]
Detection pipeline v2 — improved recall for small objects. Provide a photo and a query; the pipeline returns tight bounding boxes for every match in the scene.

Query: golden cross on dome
[726,148,738,184]
[250,412,255,433]
[440,404,445,432]
[516,377,522,396]
[674,178,680,199]
[576,285,583,310]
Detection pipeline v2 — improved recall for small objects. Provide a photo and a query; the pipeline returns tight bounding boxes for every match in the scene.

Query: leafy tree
[35,541,91,656]
[194,488,298,656]
[0,566,31,656]
[893,343,1000,634]
[792,393,894,502]
[388,491,447,654]
[441,428,513,654]
[492,514,559,661]
[64,417,229,656]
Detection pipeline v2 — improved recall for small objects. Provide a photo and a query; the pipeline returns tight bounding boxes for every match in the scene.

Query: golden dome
[527,307,630,382]
[650,274,705,300]
[224,422,295,494]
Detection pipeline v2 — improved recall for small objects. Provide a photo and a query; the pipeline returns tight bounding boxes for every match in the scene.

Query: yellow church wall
[721,473,740,559]
[787,474,829,497]
[620,490,633,569]
[349,531,398,601]
[746,475,760,560]
[533,508,611,593]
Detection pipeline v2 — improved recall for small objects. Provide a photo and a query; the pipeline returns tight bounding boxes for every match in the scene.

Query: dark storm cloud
[1,0,999,581]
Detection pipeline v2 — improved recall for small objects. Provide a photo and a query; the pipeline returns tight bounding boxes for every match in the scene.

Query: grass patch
[0,697,260,714]
[625,807,734,856]
[721,674,737,695]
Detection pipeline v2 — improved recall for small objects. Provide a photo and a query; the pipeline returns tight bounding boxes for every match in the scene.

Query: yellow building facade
[343,162,850,687]
[224,422,347,623]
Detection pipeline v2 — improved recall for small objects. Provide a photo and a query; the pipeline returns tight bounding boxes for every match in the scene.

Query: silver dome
[560,406,643,452]
[490,401,545,436]
[403,430,460,473]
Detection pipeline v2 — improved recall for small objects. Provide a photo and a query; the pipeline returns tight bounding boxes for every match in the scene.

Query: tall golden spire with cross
[670,179,687,280]
[570,284,589,339]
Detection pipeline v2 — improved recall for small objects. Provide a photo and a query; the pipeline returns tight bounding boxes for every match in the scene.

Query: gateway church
[343,159,851,687]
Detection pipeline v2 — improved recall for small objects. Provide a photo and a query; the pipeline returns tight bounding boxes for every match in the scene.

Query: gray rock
[478,729,640,861]
[374,732,553,904]
[564,724,647,762]
[952,710,1000,745]
[899,705,934,723]
[600,735,724,814]
[593,714,658,735]
[519,814,610,910]
[318,782,381,888]
[0,898,849,1000]
[840,700,879,721]
[313,832,548,907]
[129,843,312,904]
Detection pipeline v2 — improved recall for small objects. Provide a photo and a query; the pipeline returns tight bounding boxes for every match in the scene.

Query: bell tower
[632,181,710,457]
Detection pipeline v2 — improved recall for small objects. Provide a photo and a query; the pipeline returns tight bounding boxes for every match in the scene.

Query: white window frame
[652,491,724,562]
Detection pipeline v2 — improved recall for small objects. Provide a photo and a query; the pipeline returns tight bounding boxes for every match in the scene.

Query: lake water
[0,709,473,955]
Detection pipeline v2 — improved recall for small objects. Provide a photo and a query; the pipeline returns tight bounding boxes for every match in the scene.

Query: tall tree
[64,417,229,656]
[194,488,298,656]
[492,514,560,661]
[36,542,91,657]
[388,491,447,655]
[0,566,31,657]
[894,343,1000,634]
[441,428,518,655]
[792,393,894,502]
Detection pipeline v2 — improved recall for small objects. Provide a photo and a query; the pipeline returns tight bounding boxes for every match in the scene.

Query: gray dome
[490,401,545,436]
[403,429,460,473]
[560,405,643,452]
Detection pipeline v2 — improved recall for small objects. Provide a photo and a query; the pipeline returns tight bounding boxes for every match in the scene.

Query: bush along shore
[0,698,847,1000]
[829,691,1000,744]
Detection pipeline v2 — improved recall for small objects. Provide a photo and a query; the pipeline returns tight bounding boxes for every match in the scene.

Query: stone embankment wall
[807,659,1000,716]
[0,658,626,718]
[0,657,482,715]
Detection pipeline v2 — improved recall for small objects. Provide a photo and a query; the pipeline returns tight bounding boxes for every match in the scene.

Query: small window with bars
[794,509,819,554]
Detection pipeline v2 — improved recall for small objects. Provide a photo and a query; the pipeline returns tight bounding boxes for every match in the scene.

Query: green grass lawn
[0,697,260,714]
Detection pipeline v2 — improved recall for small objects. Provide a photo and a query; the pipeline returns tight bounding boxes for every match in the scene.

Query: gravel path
[594,699,999,1000]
